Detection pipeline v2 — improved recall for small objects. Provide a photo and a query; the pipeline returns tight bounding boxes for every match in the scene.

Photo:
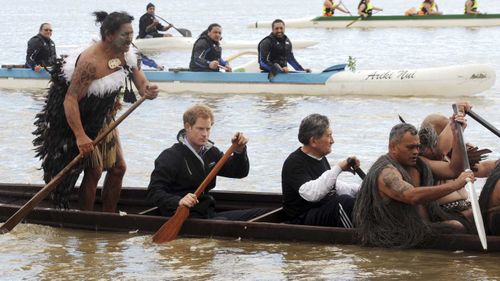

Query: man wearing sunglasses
[25,23,57,72]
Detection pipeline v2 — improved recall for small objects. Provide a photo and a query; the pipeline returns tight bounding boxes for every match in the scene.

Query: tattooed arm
[378,165,474,205]
[63,60,96,155]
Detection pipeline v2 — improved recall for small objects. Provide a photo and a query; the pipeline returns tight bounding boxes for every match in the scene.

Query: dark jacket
[25,34,56,69]
[189,34,227,72]
[138,13,165,38]
[258,33,304,72]
[147,129,249,216]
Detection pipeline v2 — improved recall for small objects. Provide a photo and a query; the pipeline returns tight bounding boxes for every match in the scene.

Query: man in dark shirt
[189,23,231,72]
[258,19,309,73]
[138,3,172,38]
[25,23,57,72]
[281,114,360,227]
[147,104,268,220]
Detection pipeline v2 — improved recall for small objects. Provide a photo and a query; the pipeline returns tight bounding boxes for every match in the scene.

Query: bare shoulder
[379,164,414,193]
[68,55,97,98]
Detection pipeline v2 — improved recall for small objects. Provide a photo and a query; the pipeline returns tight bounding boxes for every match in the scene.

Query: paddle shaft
[346,10,381,28]
[452,104,488,250]
[154,14,188,37]
[339,1,353,16]
[347,157,366,179]
[152,142,239,243]
[467,110,500,138]
[0,96,147,234]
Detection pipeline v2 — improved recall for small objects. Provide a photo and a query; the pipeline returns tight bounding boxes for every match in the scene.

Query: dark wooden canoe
[1,183,499,252]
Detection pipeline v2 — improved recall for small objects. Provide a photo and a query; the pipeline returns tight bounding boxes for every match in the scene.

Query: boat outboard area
[251,14,500,29]
[1,63,496,97]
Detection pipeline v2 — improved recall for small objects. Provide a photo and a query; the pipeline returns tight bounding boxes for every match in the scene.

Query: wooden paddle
[152,142,239,243]
[0,96,148,234]
[467,109,500,138]
[155,15,192,37]
[452,104,488,250]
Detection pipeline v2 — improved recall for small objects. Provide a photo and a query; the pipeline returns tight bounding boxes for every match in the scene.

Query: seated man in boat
[419,105,500,235]
[147,104,268,220]
[33,11,159,212]
[418,0,442,16]
[25,23,57,72]
[465,0,480,15]
[358,0,383,18]
[353,118,477,248]
[189,23,231,72]
[138,3,172,39]
[258,19,310,73]
[323,0,349,16]
[281,114,360,227]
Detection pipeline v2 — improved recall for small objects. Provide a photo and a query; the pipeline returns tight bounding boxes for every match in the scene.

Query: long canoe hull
[0,64,495,97]
[1,183,499,252]
[251,14,500,29]
[133,37,318,51]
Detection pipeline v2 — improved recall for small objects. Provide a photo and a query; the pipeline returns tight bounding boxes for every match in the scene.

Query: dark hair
[298,114,330,145]
[146,2,155,9]
[93,11,134,40]
[39,23,50,31]
[272,19,285,28]
[199,23,221,38]
[389,123,418,144]
[418,125,438,152]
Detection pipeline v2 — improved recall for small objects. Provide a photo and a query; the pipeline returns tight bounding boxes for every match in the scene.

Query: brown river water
[1,0,500,279]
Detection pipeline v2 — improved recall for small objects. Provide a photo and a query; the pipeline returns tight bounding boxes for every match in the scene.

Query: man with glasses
[25,23,57,72]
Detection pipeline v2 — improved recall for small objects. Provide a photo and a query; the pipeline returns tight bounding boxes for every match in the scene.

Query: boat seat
[247,207,286,223]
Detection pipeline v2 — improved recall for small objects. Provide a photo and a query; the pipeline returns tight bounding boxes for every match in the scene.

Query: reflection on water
[2,224,500,280]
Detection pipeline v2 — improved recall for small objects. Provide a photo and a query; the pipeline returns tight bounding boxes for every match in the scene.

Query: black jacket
[147,129,249,216]
[138,13,165,38]
[25,34,56,69]
[258,33,303,72]
[189,34,227,72]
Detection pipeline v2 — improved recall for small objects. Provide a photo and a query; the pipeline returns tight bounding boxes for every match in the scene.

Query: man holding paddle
[323,0,350,16]
[258,19,310,74]
[357,0,383,18]
[32,11,158,212]
[147,104,268,220]
[138,3,173,38]
[281,114,361,228]
[353,116,480,249]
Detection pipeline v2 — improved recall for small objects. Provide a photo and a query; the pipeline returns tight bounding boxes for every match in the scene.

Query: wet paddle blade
[466,181,488,250]
[176,28,192,37]
[152,206,190,243]
[452,104,488,250]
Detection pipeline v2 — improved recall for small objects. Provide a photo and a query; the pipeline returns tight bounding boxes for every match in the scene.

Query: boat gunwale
[1,183,500,252]
[311,13,500,22]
